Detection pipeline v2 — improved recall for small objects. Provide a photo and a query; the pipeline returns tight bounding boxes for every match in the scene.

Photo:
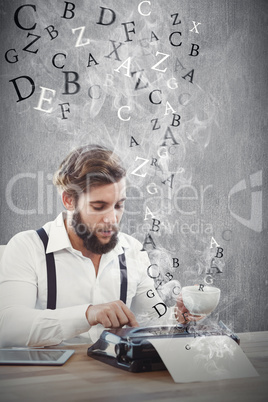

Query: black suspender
[36,228,57,310]
[36,228,128,309]
[118,250,127,305]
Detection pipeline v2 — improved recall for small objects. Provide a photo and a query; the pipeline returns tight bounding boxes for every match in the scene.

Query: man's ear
[62,191,76,211]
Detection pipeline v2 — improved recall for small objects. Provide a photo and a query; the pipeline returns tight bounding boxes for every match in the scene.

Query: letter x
[105,40,124,61]
[190,21,201,34]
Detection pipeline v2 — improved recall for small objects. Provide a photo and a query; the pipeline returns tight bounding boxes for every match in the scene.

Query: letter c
[138,1,151,16]
[178,93,191,106]
[169,31,182,47]
[14,4,37,30]
[88,85,101,99]
[149,89,162,105]
[52,53,66,69]
[147,264,160,278]
[168,145,178,155]
[222,229,232,241]
[118,105,131,121]
[172,286,181,295]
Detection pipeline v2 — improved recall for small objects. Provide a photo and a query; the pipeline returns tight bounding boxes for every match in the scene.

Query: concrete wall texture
[0,0,267,333]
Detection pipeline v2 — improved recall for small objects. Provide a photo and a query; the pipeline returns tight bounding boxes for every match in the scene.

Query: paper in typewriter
[149,335,259,383]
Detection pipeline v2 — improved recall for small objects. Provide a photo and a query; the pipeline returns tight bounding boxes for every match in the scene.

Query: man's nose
[103,208,117,224]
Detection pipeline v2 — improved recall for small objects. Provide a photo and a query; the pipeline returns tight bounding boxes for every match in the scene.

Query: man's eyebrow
[118,197,126,202]
[90,198,126,205]
[89,201,108,205]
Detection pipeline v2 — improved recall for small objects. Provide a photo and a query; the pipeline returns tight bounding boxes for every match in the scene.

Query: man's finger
[118,302,139,327]
[86,301,139,328]
[100,315,112,328]
[106,310,121,328]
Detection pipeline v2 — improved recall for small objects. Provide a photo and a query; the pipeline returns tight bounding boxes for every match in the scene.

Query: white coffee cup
[181,285,220,316]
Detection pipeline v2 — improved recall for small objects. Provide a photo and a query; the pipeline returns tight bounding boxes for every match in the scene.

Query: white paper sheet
[149,335,259,383]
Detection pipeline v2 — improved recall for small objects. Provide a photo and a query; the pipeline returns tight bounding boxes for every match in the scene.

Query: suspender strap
[37,228,127,308]
[36,228,57,310]
[118,250,127,304]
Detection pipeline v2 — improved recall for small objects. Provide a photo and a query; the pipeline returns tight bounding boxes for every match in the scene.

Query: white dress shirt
[0,213,173,347]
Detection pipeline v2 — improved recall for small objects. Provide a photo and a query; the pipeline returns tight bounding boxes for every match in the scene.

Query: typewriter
[87,321,240,372]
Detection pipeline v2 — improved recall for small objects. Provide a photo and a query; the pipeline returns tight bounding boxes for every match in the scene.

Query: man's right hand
[85,301,139,329]
[175,294,205,324]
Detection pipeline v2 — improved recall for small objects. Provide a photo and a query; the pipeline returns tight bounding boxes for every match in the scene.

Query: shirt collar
[46,212,130,255]
[46,212,72,253]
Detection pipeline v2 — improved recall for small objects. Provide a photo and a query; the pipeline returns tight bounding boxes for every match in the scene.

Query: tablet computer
[0,348,75,366]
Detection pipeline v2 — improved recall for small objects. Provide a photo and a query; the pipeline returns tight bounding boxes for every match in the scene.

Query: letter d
[9,75,35,102]
[152,302,167,318]
[96,7,116,25]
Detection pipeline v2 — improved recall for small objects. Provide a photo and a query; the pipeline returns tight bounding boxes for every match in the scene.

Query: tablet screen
[0,348,74,365]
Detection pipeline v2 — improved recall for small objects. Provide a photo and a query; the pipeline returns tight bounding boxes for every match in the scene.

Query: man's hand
[175,294,204,324]
[86,301,139,328]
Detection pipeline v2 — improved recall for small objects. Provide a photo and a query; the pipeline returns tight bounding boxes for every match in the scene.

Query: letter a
[130,136,139,147]
[210,237,220,248]
[141,233,157,251]
[144,206,155,220]
[114,57,132,77]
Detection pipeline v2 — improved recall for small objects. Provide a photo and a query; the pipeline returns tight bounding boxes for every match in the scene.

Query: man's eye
[92,206,104,211]
[115,203,124,209]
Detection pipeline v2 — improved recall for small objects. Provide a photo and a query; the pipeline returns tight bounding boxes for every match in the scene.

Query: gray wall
[1,0,267,333]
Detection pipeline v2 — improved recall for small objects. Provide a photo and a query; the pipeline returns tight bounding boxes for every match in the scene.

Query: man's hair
[53,144,126,199]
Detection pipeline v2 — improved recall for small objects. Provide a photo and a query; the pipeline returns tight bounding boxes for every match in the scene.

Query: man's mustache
[73,221,119,236]
[95,224,119,233]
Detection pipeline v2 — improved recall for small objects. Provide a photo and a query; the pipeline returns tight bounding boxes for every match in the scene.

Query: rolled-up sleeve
[27,304,90,347]
[0,233,90,347]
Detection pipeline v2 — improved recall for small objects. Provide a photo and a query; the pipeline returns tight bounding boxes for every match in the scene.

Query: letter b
[215,247,224,258]
[62,71,80,95]
[61,2,75,19]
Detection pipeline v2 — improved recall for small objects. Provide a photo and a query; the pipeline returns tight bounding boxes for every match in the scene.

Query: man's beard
[71,211,119,255]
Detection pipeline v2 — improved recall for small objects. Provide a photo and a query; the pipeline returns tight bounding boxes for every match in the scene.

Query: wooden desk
[0,332,267,402]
